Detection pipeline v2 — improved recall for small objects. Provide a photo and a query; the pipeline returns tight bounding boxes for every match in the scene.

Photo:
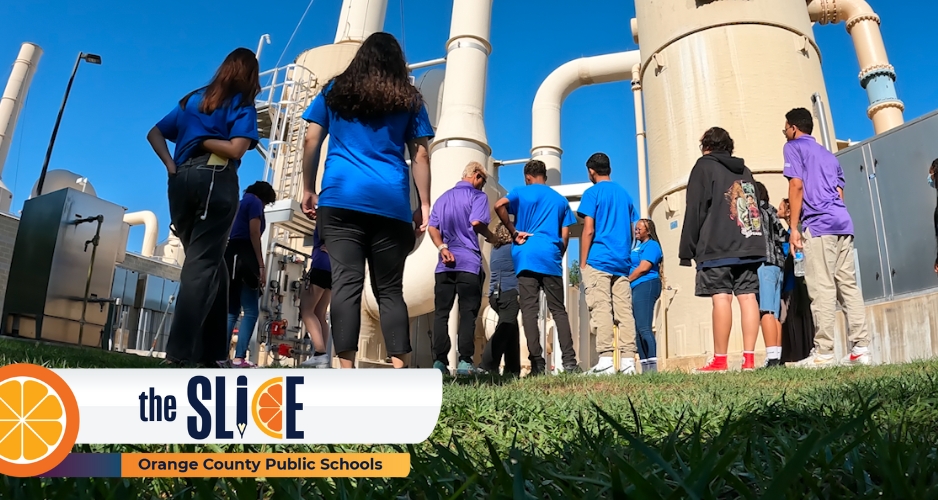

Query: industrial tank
[634,0,837,363]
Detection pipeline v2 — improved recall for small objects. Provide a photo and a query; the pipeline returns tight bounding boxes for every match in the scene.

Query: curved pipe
[531,50,641,186]
[123,210,158,257]
[807,0,904,133]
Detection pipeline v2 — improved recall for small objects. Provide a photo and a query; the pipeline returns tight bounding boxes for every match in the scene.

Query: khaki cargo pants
[583,264,637,358]
[802,227,870,355]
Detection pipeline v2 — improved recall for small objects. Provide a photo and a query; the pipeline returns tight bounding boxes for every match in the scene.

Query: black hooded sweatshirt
[678,151,767,267]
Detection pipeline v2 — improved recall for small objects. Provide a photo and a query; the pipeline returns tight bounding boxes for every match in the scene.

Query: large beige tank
[634,0,838,366]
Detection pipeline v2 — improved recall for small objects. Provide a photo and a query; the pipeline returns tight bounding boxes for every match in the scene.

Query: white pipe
[408,57,446,71]
[256,34,271,62]
[0,42,42,177]
[123,211,158,257]
[531,50,641,186]
[632,63,649,218]
[335,0,388,45]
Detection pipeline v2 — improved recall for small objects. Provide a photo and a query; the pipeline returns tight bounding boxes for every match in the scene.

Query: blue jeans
[757,263,783,318]
[631,278,661,360]
[226,284,260,359]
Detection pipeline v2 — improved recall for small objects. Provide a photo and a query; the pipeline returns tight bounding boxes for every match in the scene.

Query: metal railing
[255,63,318,202]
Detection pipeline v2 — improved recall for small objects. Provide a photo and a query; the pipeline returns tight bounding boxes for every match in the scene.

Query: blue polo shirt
[576,180,639,277]
[506,183,577,277]
[155,89,259,166]
[301,84,435,223]
[229,193,265,241]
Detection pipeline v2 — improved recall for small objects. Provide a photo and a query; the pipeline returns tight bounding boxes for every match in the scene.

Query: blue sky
[1,0,937,254]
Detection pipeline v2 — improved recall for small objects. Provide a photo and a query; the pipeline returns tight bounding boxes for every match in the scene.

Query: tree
[569,260,582,288]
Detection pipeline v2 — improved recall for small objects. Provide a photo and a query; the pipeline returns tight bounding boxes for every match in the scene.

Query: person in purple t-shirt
[299,226,332,368]
[783,108,871,368]
[427,161,496,376]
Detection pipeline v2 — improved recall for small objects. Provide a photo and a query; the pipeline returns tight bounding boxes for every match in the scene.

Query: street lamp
[35,51,101,197]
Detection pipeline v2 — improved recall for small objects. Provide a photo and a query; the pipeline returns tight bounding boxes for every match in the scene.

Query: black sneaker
[761,358,783,369]
[563,365,583,374]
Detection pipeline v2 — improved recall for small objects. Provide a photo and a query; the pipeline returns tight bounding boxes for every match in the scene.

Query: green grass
[2,338,938,499]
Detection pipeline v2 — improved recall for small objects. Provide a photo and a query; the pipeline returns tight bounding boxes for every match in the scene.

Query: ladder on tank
[246,63,324,367]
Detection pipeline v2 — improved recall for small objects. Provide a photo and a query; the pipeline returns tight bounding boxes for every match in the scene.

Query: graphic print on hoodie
[725,180,763,238]
[679,151,767,267]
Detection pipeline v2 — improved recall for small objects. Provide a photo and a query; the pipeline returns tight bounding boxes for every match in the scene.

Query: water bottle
[794,251,805,277]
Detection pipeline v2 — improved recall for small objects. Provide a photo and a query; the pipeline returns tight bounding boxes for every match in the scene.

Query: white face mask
[929,173,936,189]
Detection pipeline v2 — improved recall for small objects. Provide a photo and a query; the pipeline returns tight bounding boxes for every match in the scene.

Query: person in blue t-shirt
[627,219,664,374]
[494,160,579,375]
[576,153,640,376]
[146,47,260,368]
[298,33,434,370]
[222,181,276,368]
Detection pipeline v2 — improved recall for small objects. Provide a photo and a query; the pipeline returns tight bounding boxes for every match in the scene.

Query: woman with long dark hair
[222,181,277,368]
[480,223,521,376]
[299,32,433,369]
[147,47,261,367]
[628,218,664,373]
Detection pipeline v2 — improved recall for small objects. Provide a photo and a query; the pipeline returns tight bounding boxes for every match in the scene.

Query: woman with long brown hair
[299,32,433,369]
[628,218,664,373]
[147,47,261,367]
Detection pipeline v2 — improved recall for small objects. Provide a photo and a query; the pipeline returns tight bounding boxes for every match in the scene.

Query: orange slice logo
[251,377,283,439]
[0,364,79,477]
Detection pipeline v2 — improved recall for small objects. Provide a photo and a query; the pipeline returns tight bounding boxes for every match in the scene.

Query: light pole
[36,51,101,197]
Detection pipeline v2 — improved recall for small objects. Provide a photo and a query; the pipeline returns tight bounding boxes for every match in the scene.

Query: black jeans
[319,206,415,357]
[165,156,240,366]
[481,288,521,375]
[432,271,483,365]
[517,271,577,372]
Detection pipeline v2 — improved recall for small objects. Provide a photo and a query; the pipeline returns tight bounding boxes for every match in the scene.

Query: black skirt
[224,238,261,290]
[780,255,816,363]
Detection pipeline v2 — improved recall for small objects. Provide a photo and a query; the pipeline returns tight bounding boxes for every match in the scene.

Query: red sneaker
[742,353,756,371]
[695,357,728,373]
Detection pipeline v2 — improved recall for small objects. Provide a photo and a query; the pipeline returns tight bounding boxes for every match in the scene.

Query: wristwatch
[437,244,448,252]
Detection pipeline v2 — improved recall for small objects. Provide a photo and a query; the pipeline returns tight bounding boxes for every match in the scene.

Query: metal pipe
[408,57,446,71]
[631,63,649,218]
[75,214,103,348]
[335,0,388,45]
[123,210,158,257]
[256,34,271,62]
[493,158,529,166]
[147,295,175,357]
[807,0,904,133]
[531,50,641,185]
[811,93,833,152]
[0,42,42,177]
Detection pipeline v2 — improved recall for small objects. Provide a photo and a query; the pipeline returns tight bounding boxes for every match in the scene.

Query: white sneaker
[619,357,637,375]
[792,349,836,369]
[300,353,331,368]
[586,357,616,376]
[841,349,872,366]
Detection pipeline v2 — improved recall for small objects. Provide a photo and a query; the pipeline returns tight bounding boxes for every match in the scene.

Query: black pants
[165,157,240,366]
[432,271,483,365]
[481,288,521,375]
[518,271,577,371]
[319,206,415,357]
